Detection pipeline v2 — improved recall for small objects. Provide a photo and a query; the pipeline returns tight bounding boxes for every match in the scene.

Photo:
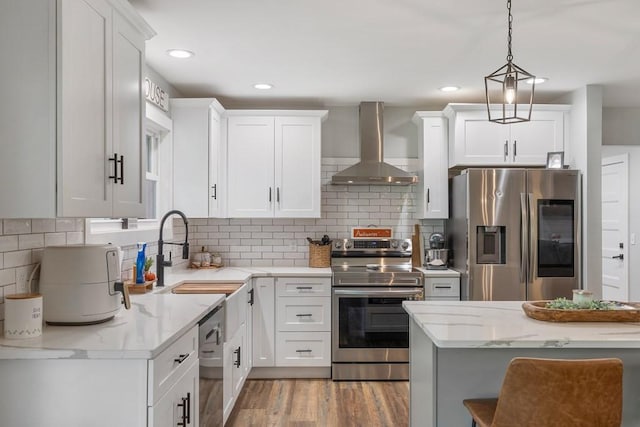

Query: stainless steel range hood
[331,102,418,185]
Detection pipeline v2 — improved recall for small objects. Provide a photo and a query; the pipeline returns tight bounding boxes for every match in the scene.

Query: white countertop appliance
[40,245,130,325]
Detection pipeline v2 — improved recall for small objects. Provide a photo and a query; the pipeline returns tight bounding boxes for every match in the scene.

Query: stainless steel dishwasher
[199,304,224,427]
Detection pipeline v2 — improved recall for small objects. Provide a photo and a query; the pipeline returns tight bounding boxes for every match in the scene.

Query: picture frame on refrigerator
[546,151,564,169]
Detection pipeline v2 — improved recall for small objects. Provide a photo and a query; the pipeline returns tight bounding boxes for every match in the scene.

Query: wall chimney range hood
[331,102,418,185]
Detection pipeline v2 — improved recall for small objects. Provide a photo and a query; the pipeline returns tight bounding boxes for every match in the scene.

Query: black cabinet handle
[185,392,191,424]
[174,353,189,364]
[295,349,312,353]
[234,347,241,367]
[177,395,188,426]
[295,313,313,317]
[612,254,624,260]
[108,153,118,183]
[513,140,517,159]
[504,141,508,161]
[248,288,254,306]
[426,188,430,204]
[118,155,124,184]
[269,187,272,202]
[296,286,313,290]
[277,187,280,203]
[212,184,217,199]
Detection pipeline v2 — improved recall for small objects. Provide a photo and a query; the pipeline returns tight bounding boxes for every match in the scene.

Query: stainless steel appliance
[448,168,581,301]
[199,304,224,427]
[331,238,424,380]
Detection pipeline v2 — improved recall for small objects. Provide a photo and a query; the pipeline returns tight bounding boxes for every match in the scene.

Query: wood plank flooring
[226,379,409,427]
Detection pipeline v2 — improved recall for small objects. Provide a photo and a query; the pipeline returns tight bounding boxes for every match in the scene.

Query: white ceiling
[130,0,640,108]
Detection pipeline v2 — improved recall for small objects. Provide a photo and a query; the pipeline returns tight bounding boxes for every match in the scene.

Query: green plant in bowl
[545,298,615,310]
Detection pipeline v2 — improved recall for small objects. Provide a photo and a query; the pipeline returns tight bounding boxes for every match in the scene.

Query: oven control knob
[401,241,410,250]
[334,240,343,249]
[391,240,399,249]
[345,240,353,249]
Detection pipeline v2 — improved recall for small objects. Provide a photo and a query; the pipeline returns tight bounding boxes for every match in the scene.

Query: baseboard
[248,367,331,379]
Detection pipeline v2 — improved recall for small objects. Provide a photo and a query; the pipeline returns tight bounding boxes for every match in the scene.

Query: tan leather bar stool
[463,357,623,427]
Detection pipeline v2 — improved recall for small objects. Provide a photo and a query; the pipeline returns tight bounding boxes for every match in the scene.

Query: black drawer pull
[296,349,313,353]
[296,286,313,290]
[174,353,189,364]
[296,313,313,317]
[434,285,452,289]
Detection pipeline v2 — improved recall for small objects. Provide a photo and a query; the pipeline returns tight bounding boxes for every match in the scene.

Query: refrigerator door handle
[520,193,528,284]
[528,193,536,284]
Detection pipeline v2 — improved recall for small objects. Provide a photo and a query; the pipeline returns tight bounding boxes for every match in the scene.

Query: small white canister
[4,293,43,339]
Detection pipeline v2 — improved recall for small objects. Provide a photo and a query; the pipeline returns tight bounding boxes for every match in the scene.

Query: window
[85,103,173,246]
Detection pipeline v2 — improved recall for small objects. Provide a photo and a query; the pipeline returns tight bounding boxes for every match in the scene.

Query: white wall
[602,146,640,300]
[603,108,640,145]
[555,85,603,297]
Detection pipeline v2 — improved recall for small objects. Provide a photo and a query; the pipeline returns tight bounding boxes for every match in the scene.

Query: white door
[112,11,145,218]
[226,116,275,217]
[454,112,510,165]
[601,154,629,301]
[510,111,564,165]
[252,278,275,367]
[58,0,113,217]
[274,116,321,217]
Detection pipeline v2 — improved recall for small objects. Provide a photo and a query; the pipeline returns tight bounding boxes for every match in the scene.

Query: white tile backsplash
[3,219,31,235]
[181,160,444,267]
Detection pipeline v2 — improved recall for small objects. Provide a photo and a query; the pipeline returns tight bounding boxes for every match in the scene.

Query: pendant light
[484,0,535,124]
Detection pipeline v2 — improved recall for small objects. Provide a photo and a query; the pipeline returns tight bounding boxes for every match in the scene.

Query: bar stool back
[463,357,623,427]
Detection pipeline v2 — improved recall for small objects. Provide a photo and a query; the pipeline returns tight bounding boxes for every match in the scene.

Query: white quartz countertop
[156,265,332,293]
[417,268,460,277]
[403,301,640,349]
[0,294,224,360]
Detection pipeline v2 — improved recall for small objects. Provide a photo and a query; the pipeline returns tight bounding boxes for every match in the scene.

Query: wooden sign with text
[351,227,393,239]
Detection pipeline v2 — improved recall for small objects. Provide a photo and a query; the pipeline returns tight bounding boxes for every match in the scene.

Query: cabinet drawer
[275,331,331,367]
[424,277,460,298]
[148,326,198,405]
[276,296,330,332]
[276,277,330,297]
[148,357,199,427]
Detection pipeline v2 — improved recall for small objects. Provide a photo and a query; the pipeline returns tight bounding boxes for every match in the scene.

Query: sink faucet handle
[182,242,190,259]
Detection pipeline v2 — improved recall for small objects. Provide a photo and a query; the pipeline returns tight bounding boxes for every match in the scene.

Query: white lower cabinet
[424,275,461,301]
[274,277,331,367]
[149,358,199,427]
[252,277,276,367]
[275,331,331,367]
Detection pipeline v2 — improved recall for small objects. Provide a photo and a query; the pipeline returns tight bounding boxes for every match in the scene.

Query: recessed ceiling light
[166,49,194,59]
[526,77,548,85]
[439,86,460,92]
[253,83,273,90]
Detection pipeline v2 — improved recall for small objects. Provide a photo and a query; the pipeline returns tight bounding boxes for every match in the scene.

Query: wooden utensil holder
[309,243,331,268]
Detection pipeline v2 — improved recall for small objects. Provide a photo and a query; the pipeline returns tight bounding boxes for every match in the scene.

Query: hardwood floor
[226,379,409,427]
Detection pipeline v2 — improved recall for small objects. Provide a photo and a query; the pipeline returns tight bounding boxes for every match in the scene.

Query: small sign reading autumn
[351,227,393,239]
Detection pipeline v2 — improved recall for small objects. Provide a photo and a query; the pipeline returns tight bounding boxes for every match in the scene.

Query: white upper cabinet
[0,0,154,218]
[413,112,449,219]
[171,98,226,218]
[226,111,327,218]
[443,104,569,167]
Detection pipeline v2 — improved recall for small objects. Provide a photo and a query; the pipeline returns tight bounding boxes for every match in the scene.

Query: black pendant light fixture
[485,0,535,124]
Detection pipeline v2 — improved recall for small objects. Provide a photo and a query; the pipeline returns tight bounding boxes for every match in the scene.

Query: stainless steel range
[331,238,424,380]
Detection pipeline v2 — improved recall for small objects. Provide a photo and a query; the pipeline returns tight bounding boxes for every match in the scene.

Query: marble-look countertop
[417,268,460,278]
[403,301,640,349]
[0,294,224,360]
[155,265,332,293]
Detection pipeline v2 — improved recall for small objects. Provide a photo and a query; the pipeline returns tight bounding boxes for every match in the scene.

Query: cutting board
[411,224,424,268]
[172,283,243,295]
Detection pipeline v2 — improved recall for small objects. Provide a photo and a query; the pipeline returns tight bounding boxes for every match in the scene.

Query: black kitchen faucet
[156,210,189,287]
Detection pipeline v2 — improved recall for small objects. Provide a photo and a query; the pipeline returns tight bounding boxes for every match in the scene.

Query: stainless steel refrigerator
[448,168,581,301]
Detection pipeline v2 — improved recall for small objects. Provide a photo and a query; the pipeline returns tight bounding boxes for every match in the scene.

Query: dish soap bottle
[136,242,147,284]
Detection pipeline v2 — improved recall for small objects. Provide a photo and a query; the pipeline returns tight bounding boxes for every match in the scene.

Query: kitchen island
[403,301,640,427]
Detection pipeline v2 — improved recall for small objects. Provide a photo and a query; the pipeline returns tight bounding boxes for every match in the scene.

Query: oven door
[332,287,424,363]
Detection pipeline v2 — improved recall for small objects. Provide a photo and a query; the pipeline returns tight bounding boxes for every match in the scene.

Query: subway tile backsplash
[0,159,444,319]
